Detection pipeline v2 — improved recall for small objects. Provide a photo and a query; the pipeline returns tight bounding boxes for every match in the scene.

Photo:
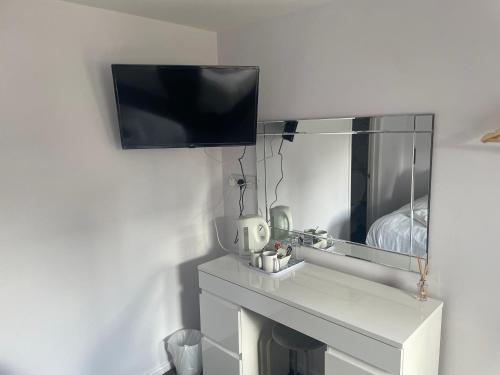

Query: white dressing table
[198,255,443,375]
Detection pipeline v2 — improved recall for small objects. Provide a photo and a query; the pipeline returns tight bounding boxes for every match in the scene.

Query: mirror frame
[256,113,435,272]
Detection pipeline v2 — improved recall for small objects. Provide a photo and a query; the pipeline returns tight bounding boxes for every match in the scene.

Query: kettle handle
[254,217,271,248]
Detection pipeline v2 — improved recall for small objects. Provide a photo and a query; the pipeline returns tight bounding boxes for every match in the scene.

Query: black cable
[238,146,247,216]
[263,136,268,223]
[234,146,247,244]
[234,221,239,244]
[269,139,284,211]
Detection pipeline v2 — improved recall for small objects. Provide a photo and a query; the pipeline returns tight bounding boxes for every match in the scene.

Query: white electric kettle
[237,215,271,257]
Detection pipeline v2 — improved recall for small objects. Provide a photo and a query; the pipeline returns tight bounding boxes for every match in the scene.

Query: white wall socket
[228,174,257,189]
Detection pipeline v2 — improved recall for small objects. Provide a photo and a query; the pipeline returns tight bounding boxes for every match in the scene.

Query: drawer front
[202,337,242,375]
[200,291,241,353]
[200,271,402,374]
[325,348,393,375]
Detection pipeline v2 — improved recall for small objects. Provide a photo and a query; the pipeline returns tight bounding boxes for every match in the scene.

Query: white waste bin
[167,329,202,375]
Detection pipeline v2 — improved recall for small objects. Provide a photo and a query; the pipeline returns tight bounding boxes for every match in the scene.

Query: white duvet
[366,196,428,257]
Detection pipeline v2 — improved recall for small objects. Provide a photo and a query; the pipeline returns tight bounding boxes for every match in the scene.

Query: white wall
[218,145,258,252]
[0,1,221,375]
[218,0,500,374]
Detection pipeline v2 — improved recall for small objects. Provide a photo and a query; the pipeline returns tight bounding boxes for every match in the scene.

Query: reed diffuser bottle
[416,257,429,301]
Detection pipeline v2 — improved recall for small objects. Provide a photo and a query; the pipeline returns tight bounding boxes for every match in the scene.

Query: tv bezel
[111,64,260,149]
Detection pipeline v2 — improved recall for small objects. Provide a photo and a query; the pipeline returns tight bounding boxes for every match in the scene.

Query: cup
[314,230,328,244]
[304,229,316,245]
[315,229,328,238]
[250,251,263,269]
[262,251,280,273]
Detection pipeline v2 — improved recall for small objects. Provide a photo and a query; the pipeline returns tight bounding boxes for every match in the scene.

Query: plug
[228,174,257,189]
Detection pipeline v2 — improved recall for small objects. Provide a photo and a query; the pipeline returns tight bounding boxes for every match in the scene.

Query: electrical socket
[228,174,257,189]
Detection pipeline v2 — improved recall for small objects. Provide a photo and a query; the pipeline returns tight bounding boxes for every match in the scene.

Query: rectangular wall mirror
[256,114,434,272]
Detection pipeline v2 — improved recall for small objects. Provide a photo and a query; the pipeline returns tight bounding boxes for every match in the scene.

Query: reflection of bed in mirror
[366,195,429,257]
[256,114,434,272]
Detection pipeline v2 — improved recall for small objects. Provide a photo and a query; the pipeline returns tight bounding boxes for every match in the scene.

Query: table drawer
[200,291,241,353]
[325,347,394,375]
[200,271,402,374]
[202,337,242,375]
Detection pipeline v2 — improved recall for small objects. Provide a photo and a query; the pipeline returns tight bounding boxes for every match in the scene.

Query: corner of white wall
[0,1,221,375]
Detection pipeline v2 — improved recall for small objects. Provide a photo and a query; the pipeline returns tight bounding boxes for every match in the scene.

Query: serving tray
[246,257,305,277]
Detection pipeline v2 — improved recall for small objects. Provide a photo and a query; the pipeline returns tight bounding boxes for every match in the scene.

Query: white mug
[250,252,263,269]
[304,229,316,245]
[315,229,328,238]
[262,251,280,273]
[314,229,328,244]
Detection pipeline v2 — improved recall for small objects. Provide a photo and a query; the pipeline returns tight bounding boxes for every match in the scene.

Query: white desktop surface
[198,254,442,348]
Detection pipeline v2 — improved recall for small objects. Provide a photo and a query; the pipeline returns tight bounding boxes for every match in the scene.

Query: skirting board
[143,361,172,375]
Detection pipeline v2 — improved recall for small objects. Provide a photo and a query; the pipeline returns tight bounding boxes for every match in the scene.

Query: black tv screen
[111,65,259,149]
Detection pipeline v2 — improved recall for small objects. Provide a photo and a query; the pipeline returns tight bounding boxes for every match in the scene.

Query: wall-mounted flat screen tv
[111,65,259,149]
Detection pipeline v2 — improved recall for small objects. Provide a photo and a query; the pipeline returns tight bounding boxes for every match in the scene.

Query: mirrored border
[256,114,435,273]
